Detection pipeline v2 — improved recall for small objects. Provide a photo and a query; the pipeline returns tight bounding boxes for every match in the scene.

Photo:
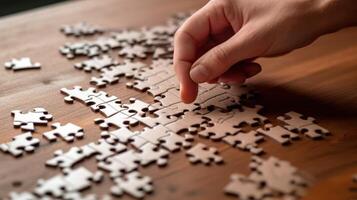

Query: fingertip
[180,82,198,104]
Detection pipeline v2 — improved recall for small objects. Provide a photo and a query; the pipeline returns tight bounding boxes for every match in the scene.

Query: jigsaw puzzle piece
[223,131,264,155]
[61,86,100,104]
[159,132,194,152]
[46,145,95,168]
[137,143,169,167]
[186,143,223,165]
[4,57,41,71]
[257,124,299,145]
[87,139,127,161]
[0,132,40,157]
[111,171,153,199]
[43,122,84,142]
[98,150,140,178]
[94,112,139,130]
[11,107,53,131]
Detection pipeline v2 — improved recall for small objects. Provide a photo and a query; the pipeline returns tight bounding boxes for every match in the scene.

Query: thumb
[189,27,264,83]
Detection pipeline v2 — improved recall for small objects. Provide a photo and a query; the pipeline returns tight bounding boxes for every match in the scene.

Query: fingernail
[190,65,209,83]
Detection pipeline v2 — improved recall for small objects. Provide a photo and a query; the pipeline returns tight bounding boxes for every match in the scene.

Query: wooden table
[0,0,356,199]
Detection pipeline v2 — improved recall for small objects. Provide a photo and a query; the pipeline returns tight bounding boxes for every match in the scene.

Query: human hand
[174,0,357,103]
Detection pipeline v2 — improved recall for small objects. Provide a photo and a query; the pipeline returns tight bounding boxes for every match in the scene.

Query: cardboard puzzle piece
[159,132,194,152]
[100,127,138,144]
[46,146,95,168]
[165,111,206,134]
[61,86,100,104]
[61,22,103,37]
[100,127,140,144]
[257,124,299,145]
[118,44,150,60]
[95,112,139,130]
[130,125,171,149]
[223,131,264,155]
[225,105,268,127]
[43,123,84,142]
[224,174,271,200]
[91,61,147,87]
[98,150,140,178]
[35,167,101,197]
[74,55,117,72]
[137,143,170,167]
[111,171,153,199]
[249,156,307,196]
[63,192,97,200]
[62,167,103,192]
[0,132,40,157]
[11,107,53,131]
[199,109,241,140]
[87,139,127,161]
[8,192,38,200]
[186,143,223,165]
[112,30,145,44]
[4,57,41,71]
[278,111,330,139]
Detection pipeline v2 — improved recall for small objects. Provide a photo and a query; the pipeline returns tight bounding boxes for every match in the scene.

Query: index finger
[173,5,212,103]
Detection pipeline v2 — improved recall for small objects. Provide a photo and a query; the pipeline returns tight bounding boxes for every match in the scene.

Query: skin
[173,0,357,103]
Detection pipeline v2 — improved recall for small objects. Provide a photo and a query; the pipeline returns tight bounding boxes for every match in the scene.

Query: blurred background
[0,0,67,17]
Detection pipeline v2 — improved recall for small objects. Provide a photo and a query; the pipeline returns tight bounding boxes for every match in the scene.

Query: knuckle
[211,47,230,67]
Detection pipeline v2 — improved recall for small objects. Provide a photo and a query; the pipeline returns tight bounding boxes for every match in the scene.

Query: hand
[173,0,357,103]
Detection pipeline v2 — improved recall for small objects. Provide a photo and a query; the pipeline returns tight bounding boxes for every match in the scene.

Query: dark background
[0,0,67,17]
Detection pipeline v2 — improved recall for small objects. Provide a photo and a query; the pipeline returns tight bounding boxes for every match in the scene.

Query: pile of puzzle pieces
[2,12,332,200]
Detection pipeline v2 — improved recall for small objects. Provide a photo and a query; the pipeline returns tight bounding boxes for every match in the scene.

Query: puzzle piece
[112,30,145,44]
[4,57,41,71]
[130,125,171,148]
[98,150,140,178]
[100,127,140,144]
[35,167,101,197]
[46,145,95,168]
[224,174,271,200]
[159,132,194,152]
[61,22,103,37]
[43,123,84,142]
[278,111,329,139]
[8,192,37,200]
[186,143,223,165]
[11,107,53,131]
[249,156,307,195]
[118,44,149,59]
[74,55,117,72]
[111,171,153,199]
[137,143,169,167]
[257,124,299,145]
[61,86,100,103]
[62,167,103,192]
[87,139,127,160]
[165,111,206,134]
[94,112,139,129]
[223,131,264,155]
[90,61,147,87]
[0,132,40,157]
[63,192,97,200]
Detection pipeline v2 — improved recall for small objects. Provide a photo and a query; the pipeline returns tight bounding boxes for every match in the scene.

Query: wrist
[316,0,357,34]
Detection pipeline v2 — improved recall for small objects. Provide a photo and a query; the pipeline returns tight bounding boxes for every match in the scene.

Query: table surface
[0,0,356,199]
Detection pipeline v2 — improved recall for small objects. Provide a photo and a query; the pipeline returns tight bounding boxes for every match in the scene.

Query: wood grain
[0,0,356,199]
